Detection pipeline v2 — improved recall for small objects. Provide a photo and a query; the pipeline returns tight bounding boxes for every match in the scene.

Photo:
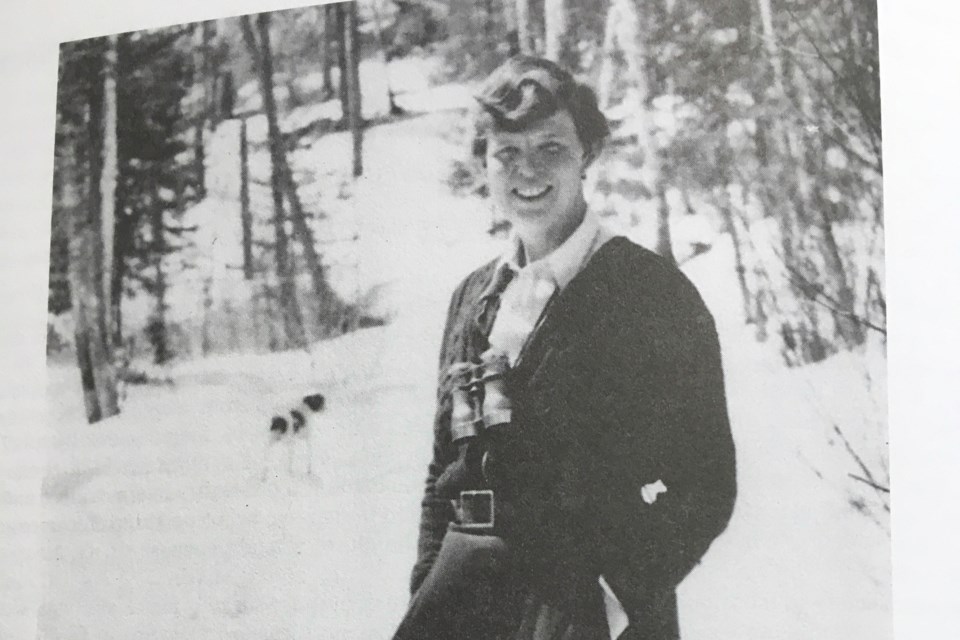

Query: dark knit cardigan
[411,236,737,639]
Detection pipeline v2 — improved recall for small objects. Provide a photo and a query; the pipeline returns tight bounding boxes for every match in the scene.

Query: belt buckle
[456,489,495,529]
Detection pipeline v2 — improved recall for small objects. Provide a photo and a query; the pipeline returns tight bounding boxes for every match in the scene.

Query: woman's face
[485,110,591,247]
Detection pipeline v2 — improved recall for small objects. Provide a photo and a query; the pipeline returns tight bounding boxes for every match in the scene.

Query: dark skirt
[392,530,609,640]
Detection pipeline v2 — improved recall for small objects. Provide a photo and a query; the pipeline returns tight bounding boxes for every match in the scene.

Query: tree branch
[783,4,882,146]
[833,422,881,487]
[848,473,890,494]
[239,15,264,72]
[777,46,880,173]
[772,248,887,336]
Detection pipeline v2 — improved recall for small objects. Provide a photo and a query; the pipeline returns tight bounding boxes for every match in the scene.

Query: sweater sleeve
[409,271,482,596]
[592,267,737,613]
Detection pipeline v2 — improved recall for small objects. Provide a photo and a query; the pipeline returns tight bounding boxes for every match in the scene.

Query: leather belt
[451,489,496,534]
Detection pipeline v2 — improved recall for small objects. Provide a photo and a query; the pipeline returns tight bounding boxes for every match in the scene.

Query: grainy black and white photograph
[31,0,890,638]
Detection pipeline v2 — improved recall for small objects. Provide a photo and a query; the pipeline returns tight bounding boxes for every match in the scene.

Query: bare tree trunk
[515,0,534,54]
[654,182,675,264]
[108,35,127,350]
[615,0,646,104]
[729,218,753,324]
[240,15,344,329]
[240,118,253,280]
[716,113,754,323]
[336,4,349,127]
[544,0,577,68]
[201,275,214,356]
[84,49,107,341]
[250,282,266,352]
[279,160,346,329]
[148,191,172,365]
[596,0,672,260]
[718,189,754,324]
[651,86,675,263]
[818,199,865,347]
[64,47,121,422]
[110,215,130,350]
[242,14,308,349]
[64,143,107,422]
[218,71,235,121]
[201,21,217,127]
[502,0,520,55]
[345,1,364,177]
[101,35,118,349]
[193,125,206,199]
[285,53,304,110]
[222,296,240,352]
[260,283,281,352]
[192,25,207,197]
[596,1,621,110]
[544,0,565,61]
[89,39,120,418]
[370,0,402,114]
[320,5,336,100]
[756,0,784,88]
[191,23,212,199]
[754,0,806,266]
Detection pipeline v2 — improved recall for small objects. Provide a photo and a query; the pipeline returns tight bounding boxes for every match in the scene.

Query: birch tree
[280,161,347,332]
[516,0,534,54]
[544,0,577,69]
[597,0,675,263]
[190,22,215,199]
[66,150,119,422]
[100,36,118,349]
[239,118,253,280]
[501,0,521,55]
[717,120,754,324]
[370,0,404,114]
[336,4,350,126]
[60,37,121,422]
[320,4,336,100]
[344,1,364,177]
[146,175,173,365]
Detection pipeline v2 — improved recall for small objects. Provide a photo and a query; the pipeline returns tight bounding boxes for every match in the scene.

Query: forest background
[0,0,956,636]
[49,0,884,420]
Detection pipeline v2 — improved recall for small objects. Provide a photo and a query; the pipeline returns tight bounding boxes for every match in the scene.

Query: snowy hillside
[16,56,891,640]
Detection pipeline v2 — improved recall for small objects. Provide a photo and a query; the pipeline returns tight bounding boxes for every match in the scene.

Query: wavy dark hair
[471,56,609,162]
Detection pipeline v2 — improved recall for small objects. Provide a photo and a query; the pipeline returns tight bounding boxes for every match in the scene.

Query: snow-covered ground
[4,57,889,639]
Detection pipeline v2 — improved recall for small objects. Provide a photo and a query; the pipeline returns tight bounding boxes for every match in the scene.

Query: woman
[393,56,737,640]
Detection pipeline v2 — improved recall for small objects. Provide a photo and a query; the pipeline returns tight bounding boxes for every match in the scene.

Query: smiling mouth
[512,185,553,201]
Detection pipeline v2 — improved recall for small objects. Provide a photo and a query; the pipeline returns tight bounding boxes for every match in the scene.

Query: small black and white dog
[260,392,326,481]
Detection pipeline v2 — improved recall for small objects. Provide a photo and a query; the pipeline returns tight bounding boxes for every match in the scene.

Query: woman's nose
[514,152,542,178]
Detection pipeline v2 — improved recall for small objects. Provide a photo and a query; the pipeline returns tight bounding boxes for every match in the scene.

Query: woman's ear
[581,144,600,173]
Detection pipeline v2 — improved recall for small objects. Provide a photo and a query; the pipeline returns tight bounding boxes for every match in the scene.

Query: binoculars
[439,350,514,527]
[449,349,513,443]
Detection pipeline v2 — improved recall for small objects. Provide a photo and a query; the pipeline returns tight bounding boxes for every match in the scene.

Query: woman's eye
[492,148,519,163]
